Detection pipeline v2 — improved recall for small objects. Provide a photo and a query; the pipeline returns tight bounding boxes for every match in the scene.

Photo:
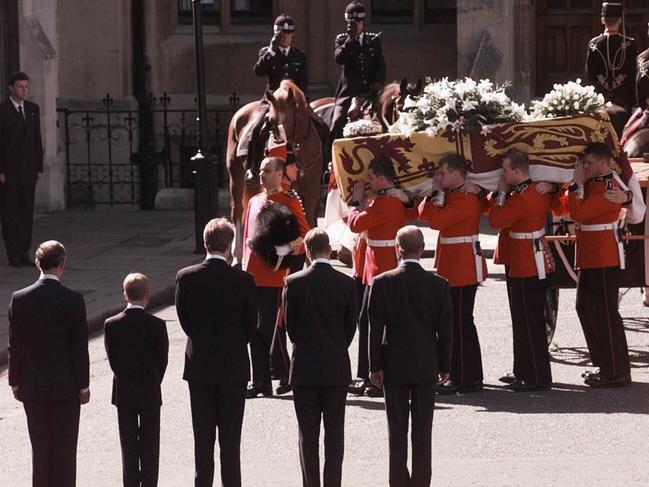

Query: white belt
[439,234,484,282]
[367,239,395,247]
[579,222,625,270]
[509,228,547,280]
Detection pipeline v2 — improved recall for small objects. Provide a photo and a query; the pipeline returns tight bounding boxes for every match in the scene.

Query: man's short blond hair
[123,273,150,302]
[203,218,235,253]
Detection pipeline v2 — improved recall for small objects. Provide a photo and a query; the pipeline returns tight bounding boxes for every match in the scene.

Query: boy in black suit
[283,228,358,487]
[104,273,169,487]
[8,240,90,487]
[369,225,453,487]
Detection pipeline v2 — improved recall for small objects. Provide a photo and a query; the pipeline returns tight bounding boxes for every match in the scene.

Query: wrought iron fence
[57,92,241,208]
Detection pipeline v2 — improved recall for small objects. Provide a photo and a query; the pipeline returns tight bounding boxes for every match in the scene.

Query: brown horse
[380,77,424,127]
[226,80,324,262]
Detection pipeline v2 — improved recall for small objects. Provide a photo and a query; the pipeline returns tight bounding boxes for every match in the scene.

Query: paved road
[1,258,648,486]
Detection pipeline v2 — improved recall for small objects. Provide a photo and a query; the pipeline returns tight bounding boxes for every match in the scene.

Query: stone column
[456,0,516,95]
[306,1,331,98]
[20,0,62,211]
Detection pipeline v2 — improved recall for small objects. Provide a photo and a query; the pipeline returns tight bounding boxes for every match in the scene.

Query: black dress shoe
[499,373,517,384]
[348,378,369,396]
[437,381,484,395]
[584,374,629,388]
[508,380,551,392]
[365,385,384,397]
[246,383,272,398]
[19,255,35,267]
[275,383,292,395]
[581,368,600,379]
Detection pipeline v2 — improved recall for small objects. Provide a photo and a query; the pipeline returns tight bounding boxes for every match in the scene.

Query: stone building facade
[1,0,648,211]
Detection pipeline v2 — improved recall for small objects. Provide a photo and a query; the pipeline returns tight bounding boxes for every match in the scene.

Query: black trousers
[449,285,483,385]
[576,267,630,378]
[293,386,348,487]
[117,407,161,487]
[355,285,370,380]
[383,383,436,487]
[250,287,288,386]
[23,399,80,487]
[0,183,36,260]
[188,382,246,487]
[330,97,352,145]
[510,276,552,387]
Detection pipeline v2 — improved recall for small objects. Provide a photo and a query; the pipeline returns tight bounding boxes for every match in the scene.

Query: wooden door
[536,0,599,96]
[536,0,649,96]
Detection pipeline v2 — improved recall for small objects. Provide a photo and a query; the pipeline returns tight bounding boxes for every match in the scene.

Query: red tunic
[347,194,407,285]
[243,189,310,288]
[419,190,488,287]
[489,181,555,278]
[567,174,623,269]
[352,236,367,279]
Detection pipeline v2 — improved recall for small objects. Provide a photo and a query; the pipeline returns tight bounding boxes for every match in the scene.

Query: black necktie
[17,105,25,120]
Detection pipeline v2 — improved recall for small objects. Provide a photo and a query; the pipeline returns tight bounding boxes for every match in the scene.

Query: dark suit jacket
[104,308,169,409]
[283,262,358,386]
[8,278,89,401]
[0,99,44,185]
[175,258,258,384]
[334,32,385,101]
[254,46,308,95]
[368,262,452,384]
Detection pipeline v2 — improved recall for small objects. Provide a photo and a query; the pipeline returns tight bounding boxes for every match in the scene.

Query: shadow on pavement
[435,381,649,415]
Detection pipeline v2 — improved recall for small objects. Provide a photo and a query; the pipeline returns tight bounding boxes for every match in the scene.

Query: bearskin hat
[250,202,300,270]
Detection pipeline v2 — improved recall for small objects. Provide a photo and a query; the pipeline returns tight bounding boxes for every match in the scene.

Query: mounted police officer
[585,2,637,126]
[247,14,307,182]
[330,1,386,144]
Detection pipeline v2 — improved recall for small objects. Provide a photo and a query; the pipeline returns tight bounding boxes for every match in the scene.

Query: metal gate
[57,93,240,208]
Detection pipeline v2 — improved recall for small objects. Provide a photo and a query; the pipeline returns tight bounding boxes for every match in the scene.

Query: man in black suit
[176,218,258,487]
[8,240,90,487]
[0,71,44,267]
[104,272,169,487]
[283,228,358,487]
[368,226,452,487]
[331,1,386,142]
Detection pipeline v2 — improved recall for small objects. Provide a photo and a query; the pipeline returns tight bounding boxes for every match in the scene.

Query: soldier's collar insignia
[513,179,532,193]
[266,187,284,195]
[594,172,614,182]
[378,186,395,196]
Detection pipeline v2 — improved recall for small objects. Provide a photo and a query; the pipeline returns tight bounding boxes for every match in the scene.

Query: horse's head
[397,77,423,112]
[265,80,307,145]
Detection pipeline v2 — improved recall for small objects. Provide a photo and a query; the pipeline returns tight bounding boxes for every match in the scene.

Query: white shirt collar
[358,32,364,45]
[281,46,291,56]
[9,96,23,110]
[206,253,228,263]
[39,272,59,281]
[312,258,330,266]
[401,259,420,265]
[126,303,144,310]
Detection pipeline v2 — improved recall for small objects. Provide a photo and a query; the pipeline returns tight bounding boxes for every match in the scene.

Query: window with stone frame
[424,0,457,24]
[372,0,414,24]
[178,0,220,25]
[230,0,273,25]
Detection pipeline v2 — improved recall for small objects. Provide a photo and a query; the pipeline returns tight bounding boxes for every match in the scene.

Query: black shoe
[584,374,629,388]
[348,378,369,396]
[275,383,292,395]
[437,381,484,395]
[245,169,257,184]
[508,380,551,392]
[365,385,384,397]
[19,254,35,267]
[581,368,600,379]
[246,383,272,398]
[499,373,517,385]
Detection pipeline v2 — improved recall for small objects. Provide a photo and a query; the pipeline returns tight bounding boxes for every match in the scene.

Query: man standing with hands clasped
[368,225,452,487]
[283,228,358,487]
[8,240,90,487]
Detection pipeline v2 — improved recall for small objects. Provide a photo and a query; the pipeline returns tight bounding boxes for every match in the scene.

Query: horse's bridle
[269,103,321,172]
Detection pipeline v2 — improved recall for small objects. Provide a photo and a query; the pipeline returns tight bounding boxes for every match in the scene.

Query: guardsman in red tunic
[566,142,632,387]
[346,157,410,396]
[242,157,310,398]
[418,154,486,394]
[488,149,555,392]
